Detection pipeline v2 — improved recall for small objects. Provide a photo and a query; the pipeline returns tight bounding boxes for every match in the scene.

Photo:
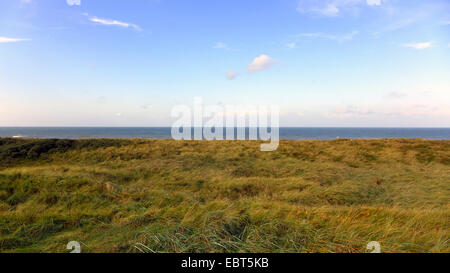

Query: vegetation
[0,138,448,253]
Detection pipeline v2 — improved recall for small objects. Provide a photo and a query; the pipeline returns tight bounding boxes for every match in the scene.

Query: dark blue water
[0,127,449,140]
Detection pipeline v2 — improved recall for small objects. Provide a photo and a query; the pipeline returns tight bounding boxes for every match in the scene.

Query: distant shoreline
[2,137,450,141]
[0,127,449,140]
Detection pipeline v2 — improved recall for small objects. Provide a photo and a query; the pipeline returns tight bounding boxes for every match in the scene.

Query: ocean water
[0,127,449,140]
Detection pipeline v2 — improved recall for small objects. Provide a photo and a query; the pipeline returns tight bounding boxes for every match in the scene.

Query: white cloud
[316,4,339,16]
[386,91,407,98]
[0,37,30,43]
[66,0,81,6]
[328,106,375,118]
[297,1,341,16]
[248,55,276,73]
[285,42,296,49]
[86,14,141,31]
[297,0,384,17]
[366,0,381,6]
[403,42,432,50]
[226,69,238,80]
[374,19,415,37]
[339,30,359,41]
[298,30,359,42]
[213,42,229,50]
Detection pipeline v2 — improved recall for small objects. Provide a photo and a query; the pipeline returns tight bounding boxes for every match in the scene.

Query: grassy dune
[0,138,448,253]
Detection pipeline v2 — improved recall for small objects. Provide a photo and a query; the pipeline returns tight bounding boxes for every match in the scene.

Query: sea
[0,127,449,140]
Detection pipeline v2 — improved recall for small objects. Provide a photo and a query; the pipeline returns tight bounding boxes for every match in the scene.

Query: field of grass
[0,138,448,253]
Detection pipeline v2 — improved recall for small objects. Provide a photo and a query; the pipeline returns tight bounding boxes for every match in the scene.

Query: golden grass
[0,138,448,252]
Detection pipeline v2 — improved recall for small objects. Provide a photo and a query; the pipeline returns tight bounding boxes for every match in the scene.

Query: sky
[0,0,449,127]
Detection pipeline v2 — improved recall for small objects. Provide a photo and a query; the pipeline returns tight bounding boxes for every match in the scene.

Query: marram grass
[0,138,448,253]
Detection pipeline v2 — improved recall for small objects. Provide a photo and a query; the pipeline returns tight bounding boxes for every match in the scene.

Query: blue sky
[0,0,449,127]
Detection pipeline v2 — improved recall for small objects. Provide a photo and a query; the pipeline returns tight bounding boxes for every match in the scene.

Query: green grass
[0,138,448,253]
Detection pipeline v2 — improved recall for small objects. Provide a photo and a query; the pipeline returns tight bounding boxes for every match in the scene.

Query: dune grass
[0,138,448,253]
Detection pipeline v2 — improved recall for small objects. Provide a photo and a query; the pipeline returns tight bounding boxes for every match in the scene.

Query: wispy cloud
[285,42,297,49]
[297,0,385,17]
[297,30,359,43]
[85,13,142,31]
[386,91,407,99]
[403,42,432,50]
[297,0,335,16]
[213,42,230,50]
[248,55,276,73]
[327,105,375,118]
[366,0,381,6]
[312,4,339,17]
[373,18,416,37]
[0,37,30,43]
[66,0,81,6]
[226,69,238,80]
